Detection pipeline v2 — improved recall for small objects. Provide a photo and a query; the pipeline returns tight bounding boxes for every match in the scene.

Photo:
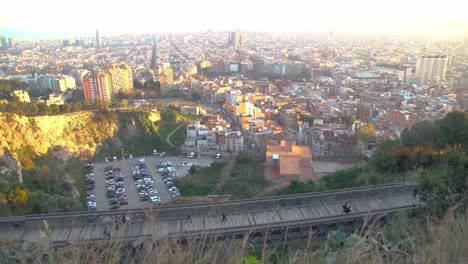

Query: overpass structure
[0,182,422,247]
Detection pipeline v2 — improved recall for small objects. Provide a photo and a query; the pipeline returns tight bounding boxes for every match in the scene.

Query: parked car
[150,196,161,204]
[109,205,120,210]
[119,200,128,205]
[109,199,118,205]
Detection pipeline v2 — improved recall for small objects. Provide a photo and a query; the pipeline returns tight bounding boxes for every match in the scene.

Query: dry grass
[1,211,466,264]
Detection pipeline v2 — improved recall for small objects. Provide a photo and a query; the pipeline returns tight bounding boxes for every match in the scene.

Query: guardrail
[0,182,417,229]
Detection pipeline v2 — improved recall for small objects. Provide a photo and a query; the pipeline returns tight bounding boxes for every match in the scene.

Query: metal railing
[0,182,417,229]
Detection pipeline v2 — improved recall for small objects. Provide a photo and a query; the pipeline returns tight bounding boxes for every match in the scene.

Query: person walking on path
[342,203,351,214]
[412,188,418,199]
[104,226,110,238]
[221,212,227,222]
[186,214,192,223]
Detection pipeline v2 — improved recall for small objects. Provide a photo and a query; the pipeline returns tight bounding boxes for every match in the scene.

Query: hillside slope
[0,110,162,177]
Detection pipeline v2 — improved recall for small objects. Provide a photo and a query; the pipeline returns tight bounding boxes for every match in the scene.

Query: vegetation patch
[175,155,268,199]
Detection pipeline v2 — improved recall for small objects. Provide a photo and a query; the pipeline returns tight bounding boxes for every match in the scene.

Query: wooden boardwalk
[0,190,421,245]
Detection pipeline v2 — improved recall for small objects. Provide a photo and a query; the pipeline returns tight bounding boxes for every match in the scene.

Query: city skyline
[1,0,467,40]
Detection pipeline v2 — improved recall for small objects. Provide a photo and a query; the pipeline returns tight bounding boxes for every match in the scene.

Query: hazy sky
[1,0,467,39]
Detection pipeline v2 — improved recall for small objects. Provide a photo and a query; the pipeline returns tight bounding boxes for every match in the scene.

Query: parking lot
[86,153,216,211]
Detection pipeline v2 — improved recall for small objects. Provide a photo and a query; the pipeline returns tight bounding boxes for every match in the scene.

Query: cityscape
[0,1,467,263]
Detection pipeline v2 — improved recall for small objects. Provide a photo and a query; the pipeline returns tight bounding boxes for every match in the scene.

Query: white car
[150,196,161,203]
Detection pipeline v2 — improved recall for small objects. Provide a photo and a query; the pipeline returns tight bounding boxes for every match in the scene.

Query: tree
[120,99,128,108]
[401,121,435,147]
[419,151,468,218]
[189,165,197,175]
[435,111,467,152]
[191,92,201,102]
[4,185,31,213]
[342,115,356,126]
[355,124,376,143]
[299,114,314,126]
[372,140,401,173]
[133,79,143,89]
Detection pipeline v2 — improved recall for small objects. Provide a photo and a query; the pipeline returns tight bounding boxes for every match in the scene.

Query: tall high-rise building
[107,64,133,93]
[228,31,242,49]
[150,35,158,69]
[159,65,173,93]
[8,38,15,48]
[0,36,7,50]
[96,30,101,48]
[415,55,448,84]
[81,70,112,103]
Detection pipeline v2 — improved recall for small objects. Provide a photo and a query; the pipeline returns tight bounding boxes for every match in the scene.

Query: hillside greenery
[0,155,85,216]
[0,108,188,216]
[278,111,467,218]
[0,103,466,262]
[175,150,268,198]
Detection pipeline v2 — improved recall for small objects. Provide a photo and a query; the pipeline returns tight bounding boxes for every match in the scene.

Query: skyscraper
[8,38,15,48]
[0,36,7,50]
[415,55,448,84]
[81,70,112,103]
[159,65,173,93]
[107,64,134,93]
[228,31,242,49]
[150,35,158,69]
[96,30,101,48]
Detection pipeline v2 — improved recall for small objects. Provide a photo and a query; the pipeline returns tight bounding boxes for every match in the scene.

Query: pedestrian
[342,203,351,214]
[412,188,418,199]
[186,214,192,223]
[115,218,119,230]
[121,215,126,223]
[221,212,227,222]
[104,226,110,238]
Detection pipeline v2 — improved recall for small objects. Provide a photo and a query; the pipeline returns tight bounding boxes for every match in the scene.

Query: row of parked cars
[85,163,97,211]
[132,162,161,204]
[155,161,181,198]
[105,166,128,210]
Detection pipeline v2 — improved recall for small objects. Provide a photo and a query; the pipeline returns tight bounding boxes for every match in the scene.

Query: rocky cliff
[0,110,162,179]
[0,112,117,175]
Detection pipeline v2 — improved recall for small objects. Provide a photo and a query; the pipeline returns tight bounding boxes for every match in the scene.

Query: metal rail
[0,182,416,225]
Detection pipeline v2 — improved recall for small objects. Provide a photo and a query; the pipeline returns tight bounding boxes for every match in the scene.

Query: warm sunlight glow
[1,0,467,39]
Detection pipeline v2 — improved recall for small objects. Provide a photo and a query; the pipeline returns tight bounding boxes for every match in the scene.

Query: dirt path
[166,123,184,148]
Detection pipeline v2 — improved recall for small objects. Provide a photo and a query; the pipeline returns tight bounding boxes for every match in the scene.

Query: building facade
[228,31,243,49]
[416,55,448,84]
[159,65,173,93]
[81,70,112,103]
[223,131,244,152]
[107,64,133,93]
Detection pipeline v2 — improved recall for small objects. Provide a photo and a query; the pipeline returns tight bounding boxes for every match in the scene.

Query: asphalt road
[90,154,216,211]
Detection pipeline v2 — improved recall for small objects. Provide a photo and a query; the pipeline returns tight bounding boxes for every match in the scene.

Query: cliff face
[0,110,161,179]
[0,112,117,168]
[0,148,21,181]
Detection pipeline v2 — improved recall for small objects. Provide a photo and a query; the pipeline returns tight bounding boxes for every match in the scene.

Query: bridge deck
[0,192,421,244]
